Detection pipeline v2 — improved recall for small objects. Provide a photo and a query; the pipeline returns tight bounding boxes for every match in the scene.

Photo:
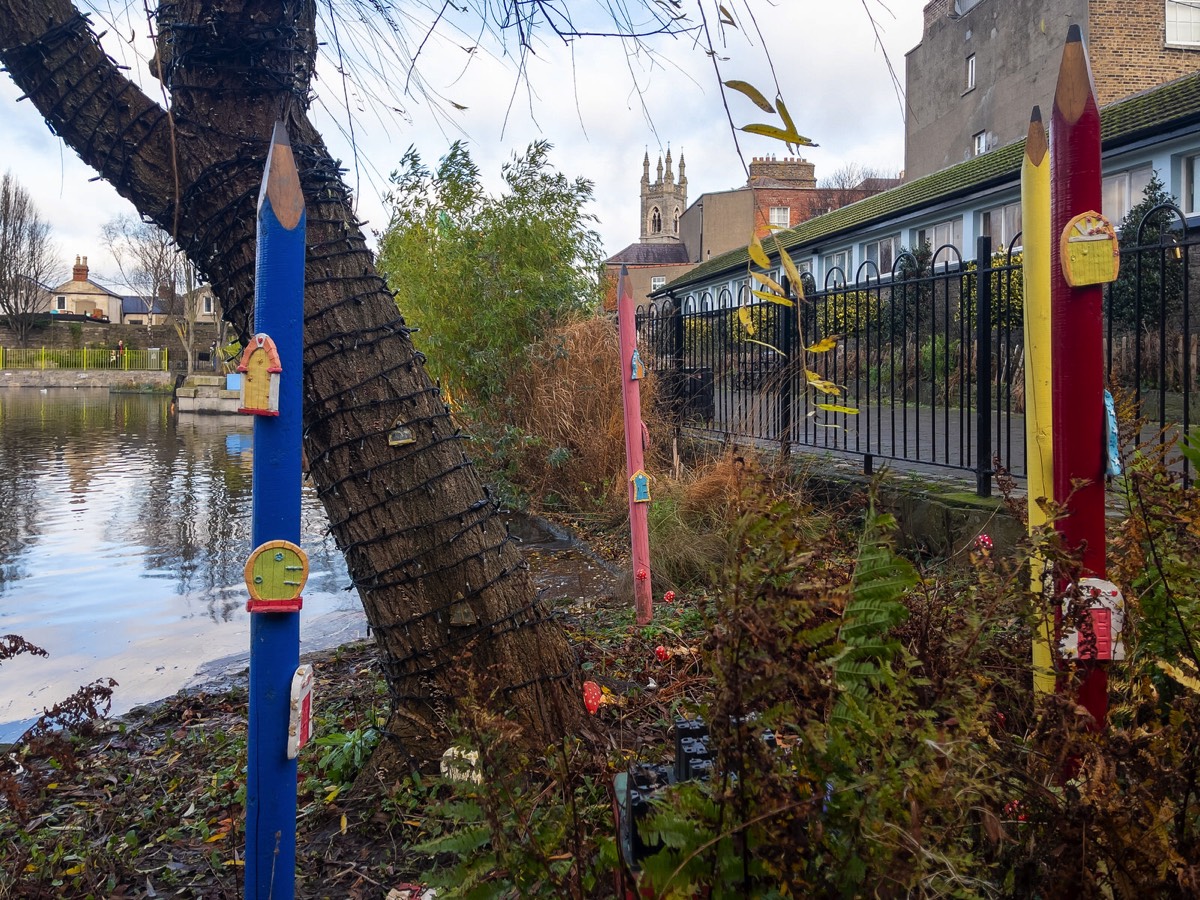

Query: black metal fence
[637,206,1199,495]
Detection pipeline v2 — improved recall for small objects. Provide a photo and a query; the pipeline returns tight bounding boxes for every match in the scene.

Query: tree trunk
[0,0,584,766]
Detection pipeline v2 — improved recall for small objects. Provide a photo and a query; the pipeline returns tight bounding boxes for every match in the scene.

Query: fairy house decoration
[1060,210,1119,286]
[244,539,309,613]
[631,349,646,381]
[388,416,416,447]
[631,469,651,503]
[287,664,315,759]
[237,333,283,415]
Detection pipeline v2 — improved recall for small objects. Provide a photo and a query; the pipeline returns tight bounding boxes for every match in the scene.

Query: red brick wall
[1090,0,1200,105]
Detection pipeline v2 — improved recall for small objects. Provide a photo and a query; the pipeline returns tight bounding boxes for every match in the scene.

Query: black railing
[637,210,1199,494]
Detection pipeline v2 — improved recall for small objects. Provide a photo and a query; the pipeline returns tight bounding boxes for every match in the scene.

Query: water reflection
[0,388,361,741]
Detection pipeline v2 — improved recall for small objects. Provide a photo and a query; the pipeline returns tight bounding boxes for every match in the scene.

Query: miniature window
[966,54,976,91]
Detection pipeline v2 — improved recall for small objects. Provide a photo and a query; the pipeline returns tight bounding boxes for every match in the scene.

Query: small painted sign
[1060,577,1126,662]
[245,539,309,612]
[630,349,645,381]
[1060,210,1119,287]
[1104,390,1121,477]
[287,665,314,759]
[237,333,283,415]
[631,469,651,503]
[388,418,415,447]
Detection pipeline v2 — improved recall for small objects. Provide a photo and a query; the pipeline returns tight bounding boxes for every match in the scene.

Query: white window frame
[972,131,987,157]
[202,294,214,314]
[863,235,900,275]
[768,206,791,228]
[55,295,67,310]
[980,202,1023,250]
[1103,165,1154,225]
[915,218,964,257]
[965,54,976,92]
[1166,0,1200,46]
[1183,152,1199,216]
[822,250,851,287]
[650,276,666,292]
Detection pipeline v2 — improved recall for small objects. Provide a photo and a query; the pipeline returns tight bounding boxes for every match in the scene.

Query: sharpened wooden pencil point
[259,121,305,230]
[1026,107,1047,166]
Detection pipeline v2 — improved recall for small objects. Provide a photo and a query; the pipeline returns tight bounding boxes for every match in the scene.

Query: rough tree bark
[0,0,584,767]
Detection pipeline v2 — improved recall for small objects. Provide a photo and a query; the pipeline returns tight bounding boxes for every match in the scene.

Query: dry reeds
[504,316,668,508]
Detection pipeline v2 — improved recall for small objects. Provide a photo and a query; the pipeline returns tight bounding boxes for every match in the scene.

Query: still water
[0,388,364,742]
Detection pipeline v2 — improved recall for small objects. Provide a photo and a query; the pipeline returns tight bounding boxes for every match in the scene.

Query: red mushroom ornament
[583,681,603,715]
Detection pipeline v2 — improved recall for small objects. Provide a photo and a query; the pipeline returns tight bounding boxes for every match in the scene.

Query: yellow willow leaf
[775,97,817,148]
[324,785,341,803]
[745,338,785,355]
[718,5,738,27]
[751,270,786,295]
[816,403,860,414]
[778,247,805,297]
[751,289,794,307]
[748,235,771,269]
[1158,660,1200,694]
[64,864,85,876]
[741,122,799,144]
[340,814,348,835]
[737,306,756,335]
[723,80,773,113]
[204,832,227,843]
[807,335,840,353]
[805,370,842,396]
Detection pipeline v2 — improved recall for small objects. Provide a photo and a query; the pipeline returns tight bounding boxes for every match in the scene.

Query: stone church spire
[640,147,688,244]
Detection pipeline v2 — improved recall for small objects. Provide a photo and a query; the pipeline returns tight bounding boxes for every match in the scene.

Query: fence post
[778,278,796,458]
[976,235,993,497]
[670,294,685,430]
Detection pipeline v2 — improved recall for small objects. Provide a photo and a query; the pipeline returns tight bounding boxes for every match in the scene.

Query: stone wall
[0,318,224,368]
[0,368,174,389]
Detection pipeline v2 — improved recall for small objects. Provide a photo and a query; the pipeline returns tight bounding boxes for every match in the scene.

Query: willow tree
[0,0,823,766]
[0,0,608,766]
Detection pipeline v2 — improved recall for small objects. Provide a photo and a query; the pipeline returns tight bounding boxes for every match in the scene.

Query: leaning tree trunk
[0,0,584,767]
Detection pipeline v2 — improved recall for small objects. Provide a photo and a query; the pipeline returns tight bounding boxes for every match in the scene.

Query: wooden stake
[1050,26,1108,727]
[1022,106,1056,695]
[245,121,306,900]
[616,266,653,625]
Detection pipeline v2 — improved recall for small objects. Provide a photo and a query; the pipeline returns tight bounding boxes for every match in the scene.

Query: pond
[0,388,364,742]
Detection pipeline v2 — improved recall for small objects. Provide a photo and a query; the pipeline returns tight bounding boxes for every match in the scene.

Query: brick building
[906,0,1200,180]
[605,153,895,306]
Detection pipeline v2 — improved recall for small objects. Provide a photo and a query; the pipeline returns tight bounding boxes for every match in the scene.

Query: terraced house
[642,62,1200,488]
[656,66,1200,312]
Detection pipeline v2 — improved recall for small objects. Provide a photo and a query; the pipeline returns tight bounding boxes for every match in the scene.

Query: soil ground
[1,516,708,899]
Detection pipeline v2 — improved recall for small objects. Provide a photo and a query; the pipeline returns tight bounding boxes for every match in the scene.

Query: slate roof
[662,68,1200,294]
[121,295,169,315]
[605,241,692,266]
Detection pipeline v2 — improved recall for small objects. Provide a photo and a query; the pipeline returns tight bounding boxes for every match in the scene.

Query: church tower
[639,148,687,244]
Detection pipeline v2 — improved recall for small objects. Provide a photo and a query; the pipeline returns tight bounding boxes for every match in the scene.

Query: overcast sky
[0,1,926,291]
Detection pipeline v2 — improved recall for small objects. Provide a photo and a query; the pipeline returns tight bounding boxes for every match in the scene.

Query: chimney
[72,255,89,281]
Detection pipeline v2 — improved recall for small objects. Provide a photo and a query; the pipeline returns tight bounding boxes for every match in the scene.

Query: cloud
[0,1,925,282]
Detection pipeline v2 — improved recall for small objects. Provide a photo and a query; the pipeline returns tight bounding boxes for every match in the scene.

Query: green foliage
[963,249,1025,330]
[313,725,382,787]
[417,695,613,899]
[376,140,605,405]
[832,507,915,722]
[1109,171,1186,332]
[811,290,883,337]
